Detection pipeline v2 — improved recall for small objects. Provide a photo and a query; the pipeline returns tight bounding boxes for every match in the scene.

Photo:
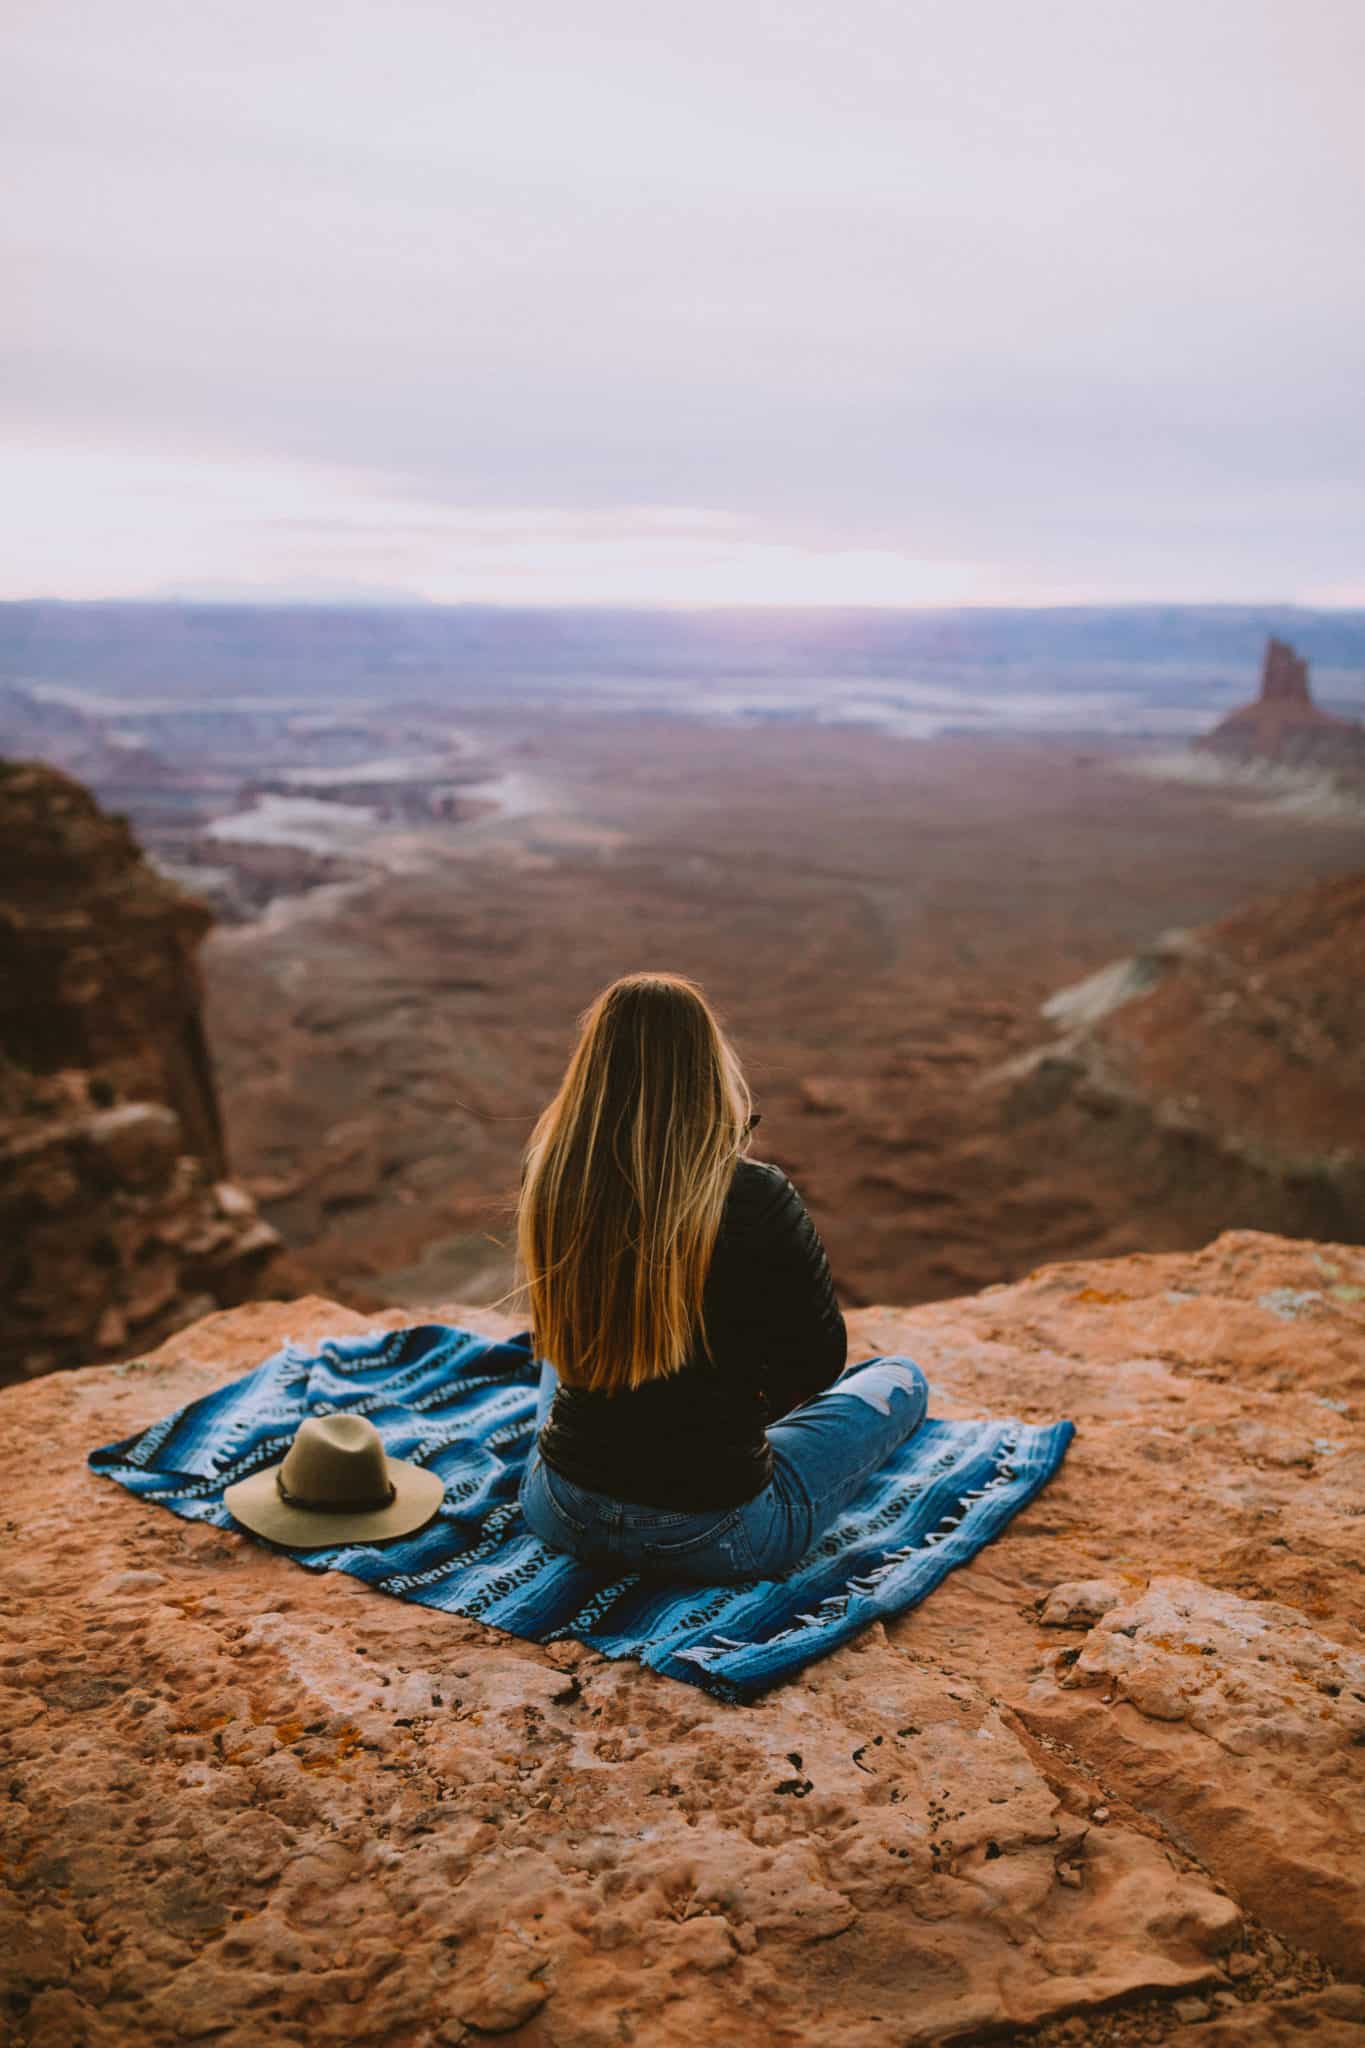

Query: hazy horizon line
[6,593,1365,619]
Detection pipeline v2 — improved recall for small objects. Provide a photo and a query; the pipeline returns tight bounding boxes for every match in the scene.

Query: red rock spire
[1259,636,1312,704]
[1195,634,1363,771]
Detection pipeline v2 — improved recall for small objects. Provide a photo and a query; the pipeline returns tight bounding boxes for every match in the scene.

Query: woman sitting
[515,971,927,1583]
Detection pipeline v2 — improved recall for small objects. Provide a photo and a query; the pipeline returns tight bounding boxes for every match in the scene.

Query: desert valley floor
[201,706,1365,1318]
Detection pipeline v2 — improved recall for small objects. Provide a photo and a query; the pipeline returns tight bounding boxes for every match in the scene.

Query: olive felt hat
[223,1412,445,1548]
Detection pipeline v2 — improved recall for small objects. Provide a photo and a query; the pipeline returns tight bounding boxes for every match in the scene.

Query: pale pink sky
[4,0,1363,605]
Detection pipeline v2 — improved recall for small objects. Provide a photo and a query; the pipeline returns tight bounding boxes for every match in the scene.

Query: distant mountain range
[2,600,1363,703]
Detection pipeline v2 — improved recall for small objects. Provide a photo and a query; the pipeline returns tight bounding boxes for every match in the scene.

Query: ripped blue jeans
[518,1355,929,1583]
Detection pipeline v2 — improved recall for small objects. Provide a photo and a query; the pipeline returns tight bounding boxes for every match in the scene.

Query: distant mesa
[1194,635,1365,776]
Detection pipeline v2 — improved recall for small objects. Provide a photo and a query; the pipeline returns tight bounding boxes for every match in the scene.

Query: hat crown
[278,1414,393,1509]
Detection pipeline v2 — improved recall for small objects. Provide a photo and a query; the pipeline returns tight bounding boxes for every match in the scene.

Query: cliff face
[0,761,281,1382]
[1,1229,1361,2048]
[0,760,226,1164]
[1000,867,1365,1255]
[1195,637,1365,779]
[1092,870,1365,1164]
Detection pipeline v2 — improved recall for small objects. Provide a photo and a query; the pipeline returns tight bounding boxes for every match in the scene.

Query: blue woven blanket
[89,1323,1074,1704]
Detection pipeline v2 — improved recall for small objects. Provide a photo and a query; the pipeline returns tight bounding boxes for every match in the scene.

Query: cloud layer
[5,0,1363,602]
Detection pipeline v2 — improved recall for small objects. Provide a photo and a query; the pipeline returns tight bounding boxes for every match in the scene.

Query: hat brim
[223,1457,445,1549]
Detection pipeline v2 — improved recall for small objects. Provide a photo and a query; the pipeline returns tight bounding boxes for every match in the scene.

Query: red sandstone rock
[85,1101,184,1185]
[0,760,225,1162]
[0,762,282,1382]
[1000,866,1365,1253]
[1,1229,1360,2045]
[1195,636,1365,777]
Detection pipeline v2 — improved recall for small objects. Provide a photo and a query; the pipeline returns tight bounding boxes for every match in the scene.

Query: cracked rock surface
[1,1228,1361,2045]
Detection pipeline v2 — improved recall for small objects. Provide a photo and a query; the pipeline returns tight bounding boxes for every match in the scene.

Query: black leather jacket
[537,1157,848,1510]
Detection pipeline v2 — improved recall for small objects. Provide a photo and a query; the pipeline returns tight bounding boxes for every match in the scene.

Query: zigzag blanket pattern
[89,1323,1075,1703]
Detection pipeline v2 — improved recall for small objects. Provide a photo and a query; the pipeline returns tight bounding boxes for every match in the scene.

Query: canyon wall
[997,867,1365,1256]
[0,761,281,1382]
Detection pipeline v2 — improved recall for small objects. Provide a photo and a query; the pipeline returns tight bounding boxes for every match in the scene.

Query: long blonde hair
[516,972,753,1395]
